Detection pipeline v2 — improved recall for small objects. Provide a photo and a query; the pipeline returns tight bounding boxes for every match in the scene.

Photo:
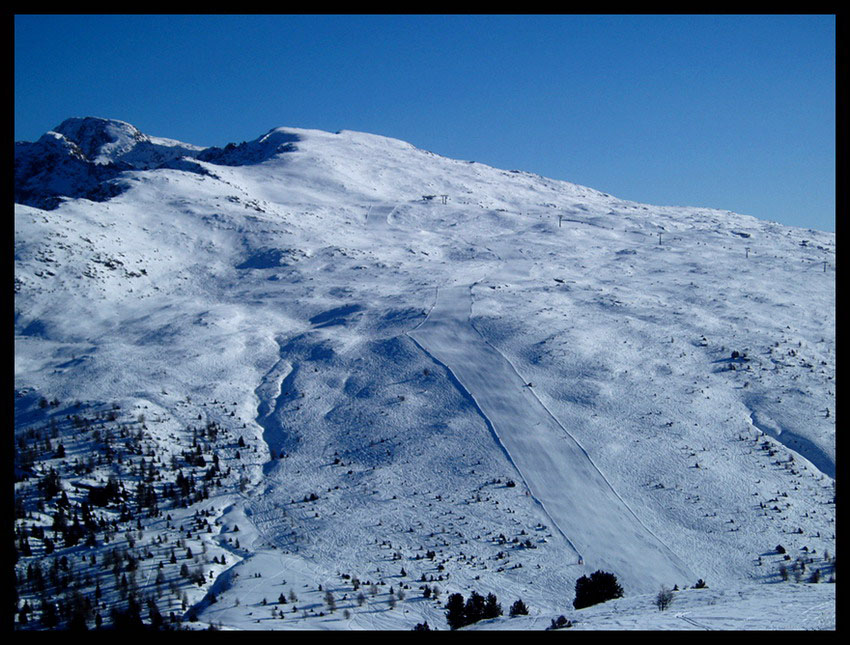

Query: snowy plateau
[13,117,835,630]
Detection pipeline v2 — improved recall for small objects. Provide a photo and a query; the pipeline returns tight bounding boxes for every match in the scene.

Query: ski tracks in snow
[408,283,696,594]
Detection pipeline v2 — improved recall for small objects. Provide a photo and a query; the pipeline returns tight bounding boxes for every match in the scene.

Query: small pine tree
[548,615,570,630]
[509,598,529,616]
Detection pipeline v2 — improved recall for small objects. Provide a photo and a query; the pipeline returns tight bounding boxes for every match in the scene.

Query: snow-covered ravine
[746,406,835,479]
[253,336,297,471]
[409,284,695,595]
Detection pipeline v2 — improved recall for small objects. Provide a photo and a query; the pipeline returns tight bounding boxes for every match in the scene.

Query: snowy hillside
[13,118,834,630]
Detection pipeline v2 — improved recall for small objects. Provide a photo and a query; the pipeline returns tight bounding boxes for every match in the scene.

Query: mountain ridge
[13,117,835,630]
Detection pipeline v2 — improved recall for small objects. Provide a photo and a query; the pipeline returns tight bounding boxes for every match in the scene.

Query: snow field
[14,122,834,629]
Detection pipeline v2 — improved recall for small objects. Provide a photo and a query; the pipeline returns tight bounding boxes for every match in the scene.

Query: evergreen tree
[445,593,466,630]
[509,598,529,616]
[573,570,624,609]
[147,598,164,629]
[483,593,502,619]
[41,468,62,501]
[464,591,485,624]
[41,598,59,629]
[548,615,571,630]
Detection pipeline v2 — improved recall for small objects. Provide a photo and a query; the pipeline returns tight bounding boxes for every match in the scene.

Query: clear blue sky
[15,14,836,232]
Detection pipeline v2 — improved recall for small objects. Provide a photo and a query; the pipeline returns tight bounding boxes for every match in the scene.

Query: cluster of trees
[439,592,528,630]
[444,591,503,629]
[13,398,246,630]
[779,554,833,583]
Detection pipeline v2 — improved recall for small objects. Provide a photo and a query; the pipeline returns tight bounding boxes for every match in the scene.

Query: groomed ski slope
[409,283,696,594]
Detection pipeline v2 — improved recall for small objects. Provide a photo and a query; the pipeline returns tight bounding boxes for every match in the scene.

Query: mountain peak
[53,116,148,165]
[14,117,214,208]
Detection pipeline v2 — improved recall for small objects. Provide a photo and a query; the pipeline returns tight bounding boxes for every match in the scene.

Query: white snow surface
[14,120,835,630]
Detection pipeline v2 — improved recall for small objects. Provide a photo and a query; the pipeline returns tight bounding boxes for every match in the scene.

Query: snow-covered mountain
[13,117,835,630]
